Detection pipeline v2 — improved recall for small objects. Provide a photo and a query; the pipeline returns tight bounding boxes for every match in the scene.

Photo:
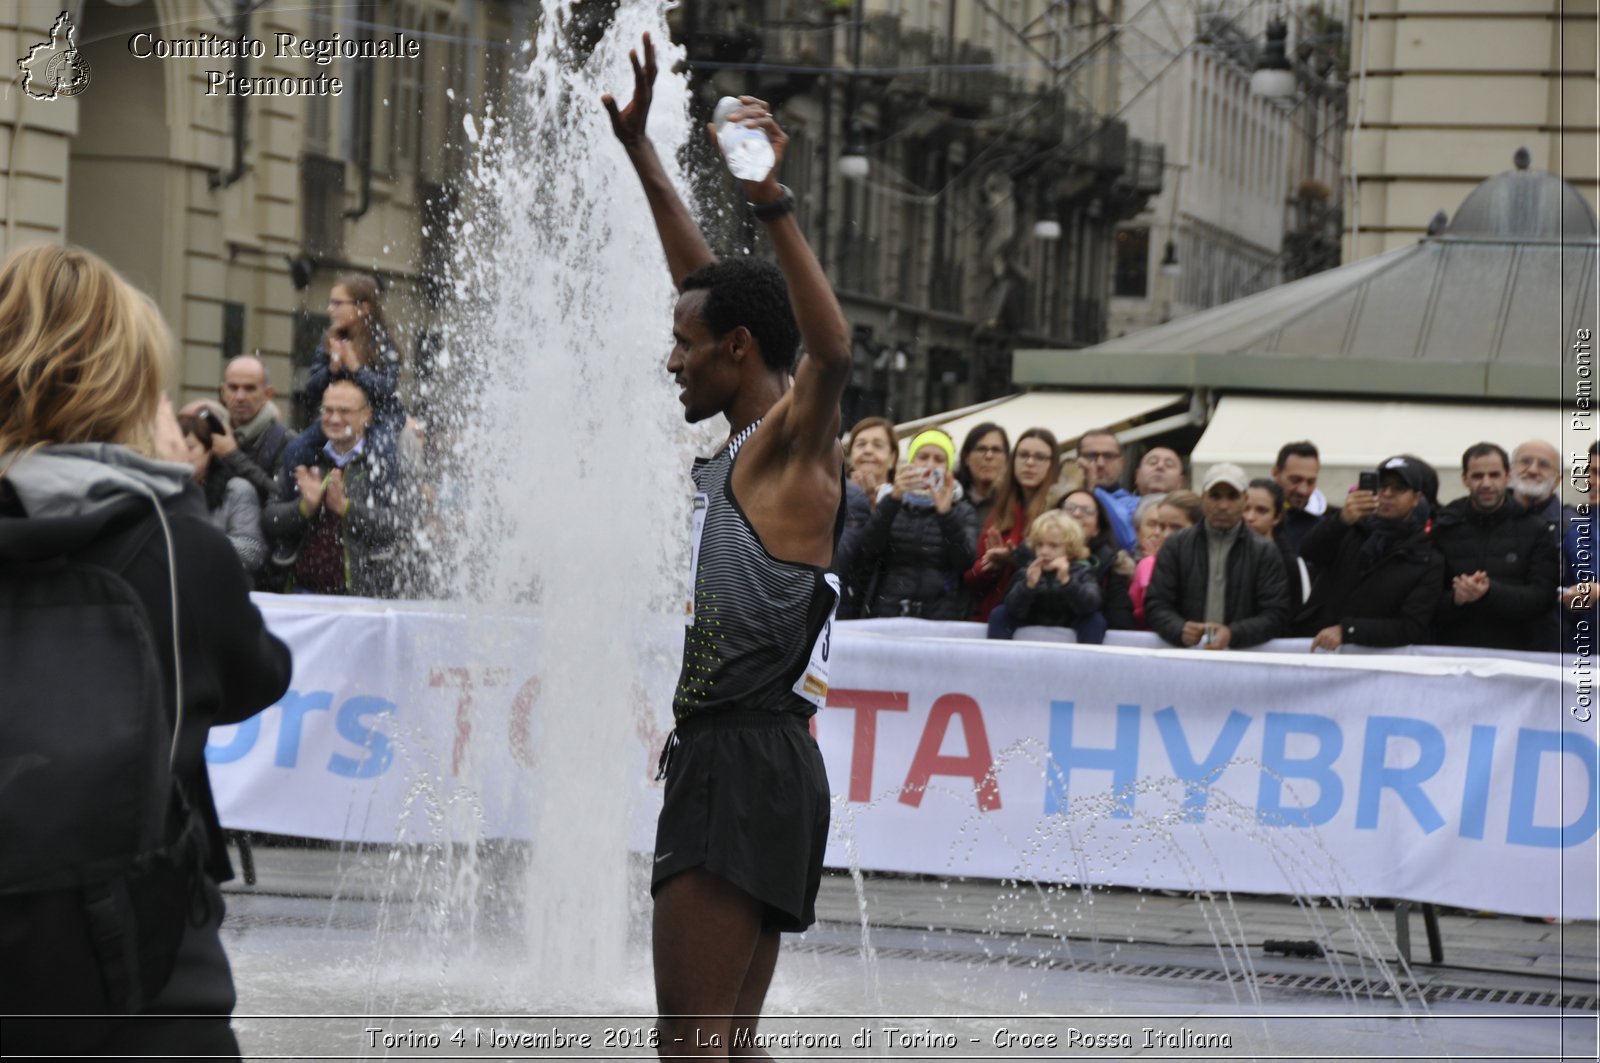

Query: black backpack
[0,508,208,1014]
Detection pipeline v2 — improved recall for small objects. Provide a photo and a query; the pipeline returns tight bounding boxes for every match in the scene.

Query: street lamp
[838,140,870,180]
[838,0,870,182]
[1250,19,1295,100]
[1034,180,1061,240]
[1159,240,1181,277]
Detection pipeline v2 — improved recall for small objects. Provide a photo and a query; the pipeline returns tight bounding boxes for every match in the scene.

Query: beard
[1512,473,1555,503]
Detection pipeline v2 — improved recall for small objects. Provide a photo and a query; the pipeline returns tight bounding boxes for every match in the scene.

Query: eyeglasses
[1079,450,1120,463]
[1016,451,1053,465]
[320,404,369,417]
[971,445,1006,457]
[1062,504,1097,518]
[328,298,356,309]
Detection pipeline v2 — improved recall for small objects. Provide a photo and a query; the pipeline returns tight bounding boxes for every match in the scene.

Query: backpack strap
[74,494,184,769]
[82,881,142,1012]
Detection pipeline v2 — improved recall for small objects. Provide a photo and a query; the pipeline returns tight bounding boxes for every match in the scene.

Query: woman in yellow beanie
[849,428,978,620]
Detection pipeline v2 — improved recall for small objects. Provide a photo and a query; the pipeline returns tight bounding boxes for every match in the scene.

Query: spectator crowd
[187,275,1594,658]
[179,273,433,600]
[834,417,1596,657]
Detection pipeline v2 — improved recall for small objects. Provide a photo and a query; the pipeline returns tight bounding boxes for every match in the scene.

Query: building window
[1113,226,1149,297]
[386,2,421,174]
[221,301,245,363]
[303,3,333,156]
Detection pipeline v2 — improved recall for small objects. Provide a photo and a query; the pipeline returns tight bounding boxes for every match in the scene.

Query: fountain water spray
[412,1,712,1001]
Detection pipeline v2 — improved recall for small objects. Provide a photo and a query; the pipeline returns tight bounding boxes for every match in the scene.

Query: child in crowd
[998,510,1103,636]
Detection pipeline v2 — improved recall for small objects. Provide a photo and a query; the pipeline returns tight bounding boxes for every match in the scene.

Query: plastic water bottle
[713,96,775,182]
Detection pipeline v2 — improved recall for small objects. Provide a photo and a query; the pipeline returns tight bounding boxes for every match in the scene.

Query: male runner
[604,34,851,1059]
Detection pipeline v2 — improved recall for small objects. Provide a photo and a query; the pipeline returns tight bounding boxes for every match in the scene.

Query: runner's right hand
[601,32,657,148]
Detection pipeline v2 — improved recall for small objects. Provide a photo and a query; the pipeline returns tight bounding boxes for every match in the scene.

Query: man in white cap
[1145,462,1290,649]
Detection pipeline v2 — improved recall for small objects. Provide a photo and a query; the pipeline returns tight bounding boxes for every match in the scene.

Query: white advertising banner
[208,598,1598,919]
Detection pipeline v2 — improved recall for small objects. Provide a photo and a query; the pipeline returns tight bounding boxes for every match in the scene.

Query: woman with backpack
[0,244,292,1057]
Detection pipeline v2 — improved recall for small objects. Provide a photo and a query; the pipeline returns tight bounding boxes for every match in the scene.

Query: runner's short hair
[681,258,801,373]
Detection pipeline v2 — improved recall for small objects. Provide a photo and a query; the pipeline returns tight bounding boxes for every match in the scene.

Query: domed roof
[1442,149,1598,242]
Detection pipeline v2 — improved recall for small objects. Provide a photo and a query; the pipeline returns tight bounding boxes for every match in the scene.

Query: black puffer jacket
[1003,548,1103,627]
[855,489,978,619]
[1145,523,1290,648]
[1431,496,1561,651]
[1294,511,1443,646]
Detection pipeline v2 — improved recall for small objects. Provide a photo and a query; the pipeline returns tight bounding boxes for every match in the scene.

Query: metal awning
[1189,396,1569,499]
[894,390,1189,454]
[1013,161,1599,404]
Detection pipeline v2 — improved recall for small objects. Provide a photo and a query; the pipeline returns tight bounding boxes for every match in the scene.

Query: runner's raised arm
[601,33,714,289]
[719,101,852,458]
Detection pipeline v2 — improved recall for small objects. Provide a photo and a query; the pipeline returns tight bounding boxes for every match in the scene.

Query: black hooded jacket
[1294,510,1443,646]
[0,450,292,884]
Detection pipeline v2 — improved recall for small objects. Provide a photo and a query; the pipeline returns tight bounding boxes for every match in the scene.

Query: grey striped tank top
[672,420,841,723]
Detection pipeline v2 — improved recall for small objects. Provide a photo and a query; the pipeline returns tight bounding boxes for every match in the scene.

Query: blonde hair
[1026,509,1089,561]
[0,244,171,459]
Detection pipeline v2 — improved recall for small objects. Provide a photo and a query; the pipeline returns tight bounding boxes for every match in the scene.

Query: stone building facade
[2,0,526,420]
[4,0,1163,428]
[1343,0,1598,261]
[1108,0,1347,337]
[673,0,1163,424]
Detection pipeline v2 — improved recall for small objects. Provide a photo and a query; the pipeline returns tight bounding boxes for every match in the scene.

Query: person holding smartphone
[177,412,267,575]
[1295,455,1444,649]
[852,427,979,619]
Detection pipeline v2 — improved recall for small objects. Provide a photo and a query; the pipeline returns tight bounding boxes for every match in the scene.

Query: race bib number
[792,573,842,708]
[684,492,708,625]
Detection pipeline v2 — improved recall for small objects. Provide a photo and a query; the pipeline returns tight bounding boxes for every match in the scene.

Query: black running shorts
[651,710,831,933]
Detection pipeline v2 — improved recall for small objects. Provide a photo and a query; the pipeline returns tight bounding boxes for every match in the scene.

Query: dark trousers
[987,604,1108,644]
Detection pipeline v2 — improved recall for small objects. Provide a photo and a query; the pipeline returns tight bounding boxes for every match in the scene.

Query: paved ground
[212,840,1597,1061]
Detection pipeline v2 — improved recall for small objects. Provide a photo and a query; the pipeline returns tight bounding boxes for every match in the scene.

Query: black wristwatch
[749,184,796,222]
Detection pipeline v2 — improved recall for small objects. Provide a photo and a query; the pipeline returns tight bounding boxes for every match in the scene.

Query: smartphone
[904,466,942,507]
[1357,471,1378,493]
